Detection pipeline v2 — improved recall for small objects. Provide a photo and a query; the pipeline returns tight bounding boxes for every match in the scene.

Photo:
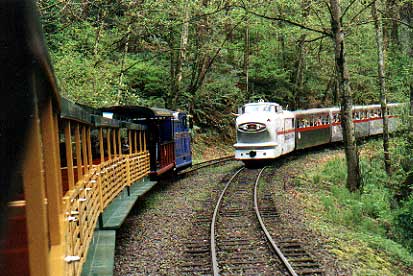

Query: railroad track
[181,166,324,275]
[178,155,234,176]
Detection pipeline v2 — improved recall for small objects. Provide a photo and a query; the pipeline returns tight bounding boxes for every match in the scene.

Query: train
[100,105,193,175]
[2,96,193,276]
[0,1,192,275]
[234,101,403,162]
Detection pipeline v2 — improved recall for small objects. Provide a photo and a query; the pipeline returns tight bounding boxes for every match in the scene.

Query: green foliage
[38,0,412,131]
[189,70,242,134]
[299,140,413,267]
[395,197,413,250]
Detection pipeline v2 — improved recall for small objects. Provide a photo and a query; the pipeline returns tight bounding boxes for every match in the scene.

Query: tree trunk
[293,0,310,110]
[242,21,250,100]
[384,0,400,49]
[116,27,131,105]
[93,9,105,99]
[168,27,176,109]
[372,1,392,175]
[410,84,413,117]
[330,0,361,192]
[293,34,306,109]
[171,4,190,110]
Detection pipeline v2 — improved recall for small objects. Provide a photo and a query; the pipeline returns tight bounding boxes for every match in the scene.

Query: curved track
[210,167,296,275]
[178,155,234,176]
[181,164,324,275]
[253,168,298,276]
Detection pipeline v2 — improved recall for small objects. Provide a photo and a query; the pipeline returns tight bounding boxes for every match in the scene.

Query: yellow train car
[0,2,151,275]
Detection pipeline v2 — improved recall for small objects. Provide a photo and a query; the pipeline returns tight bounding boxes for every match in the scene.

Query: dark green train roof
[91,115,120,128]
[60,98,91,124]
[120,121,147,130]
[101,106,174,119]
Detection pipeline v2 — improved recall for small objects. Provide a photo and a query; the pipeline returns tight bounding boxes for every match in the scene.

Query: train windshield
[242,104,275,113]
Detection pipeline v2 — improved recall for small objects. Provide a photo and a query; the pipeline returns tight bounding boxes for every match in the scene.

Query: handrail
[62,152,150,276]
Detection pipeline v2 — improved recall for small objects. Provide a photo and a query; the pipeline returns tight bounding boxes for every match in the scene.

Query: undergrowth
[191,129,233,163]
[296,138,413,275]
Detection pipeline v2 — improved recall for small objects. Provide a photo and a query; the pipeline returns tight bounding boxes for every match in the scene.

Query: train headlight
[238,122,267,133]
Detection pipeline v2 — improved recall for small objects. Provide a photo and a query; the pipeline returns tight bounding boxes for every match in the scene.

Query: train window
[243,104,275,113]
[313,117,320,126]
[297,118,308,128]
[371,110,379,118]
[360,111,365,119]
[332,113,341,123]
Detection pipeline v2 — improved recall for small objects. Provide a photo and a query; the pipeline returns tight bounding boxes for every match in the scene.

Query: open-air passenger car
[294,108,331,149]
[100,106,176,177]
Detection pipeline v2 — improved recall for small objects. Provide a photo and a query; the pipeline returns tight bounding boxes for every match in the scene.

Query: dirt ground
[114,149,347,275]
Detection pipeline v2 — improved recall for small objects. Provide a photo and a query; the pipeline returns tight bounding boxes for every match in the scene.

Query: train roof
[243,102,281,107]
[120,121,147,130]
[91,115,120,128]
[60,98,92,125]
[352,103,401,110]
[293,107,331,115]
[100,106,174,119]
[294,103,403,115]
[173,111,188,120]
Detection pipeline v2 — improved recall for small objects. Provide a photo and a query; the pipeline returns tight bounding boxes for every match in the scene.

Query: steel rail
[179,155,234,175]
[210,167,244,276]
[253,167,298,276]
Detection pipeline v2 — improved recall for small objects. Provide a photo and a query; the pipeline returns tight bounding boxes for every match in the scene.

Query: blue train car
[173,112,192,171]
[100,106,175,176]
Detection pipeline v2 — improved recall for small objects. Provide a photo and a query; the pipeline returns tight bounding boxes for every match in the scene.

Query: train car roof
[353,103,402,110]
[60,98,92,125]
[243,102,281,107]
[293,107,331,115]
[101,106,174,119]
[120,121,147,130]
[173,111,188,120]
[294,103,403,115]
[91,115,120,128]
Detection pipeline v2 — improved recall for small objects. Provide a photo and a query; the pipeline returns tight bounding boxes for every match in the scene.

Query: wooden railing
[62,152,149,276]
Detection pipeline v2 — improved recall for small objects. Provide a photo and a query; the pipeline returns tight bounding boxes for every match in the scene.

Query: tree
[169,1,190,110]
[330,0,361,192]
[242,20,250,99]
[372,0,392,175]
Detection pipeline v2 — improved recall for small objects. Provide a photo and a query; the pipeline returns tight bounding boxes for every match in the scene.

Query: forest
[37,0,413,267]
[38,0,412,130]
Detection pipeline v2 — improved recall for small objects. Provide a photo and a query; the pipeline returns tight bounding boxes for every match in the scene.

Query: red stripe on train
[295,124,330,132]
[277,115,399,134]
[276,129,295,135]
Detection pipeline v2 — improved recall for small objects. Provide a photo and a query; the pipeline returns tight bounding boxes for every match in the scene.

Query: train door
[331,111,343,142]
[276,118,284,148]
[283,117,295,154]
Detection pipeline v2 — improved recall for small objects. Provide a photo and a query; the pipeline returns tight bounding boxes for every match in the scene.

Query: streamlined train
[234,101,402,161]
